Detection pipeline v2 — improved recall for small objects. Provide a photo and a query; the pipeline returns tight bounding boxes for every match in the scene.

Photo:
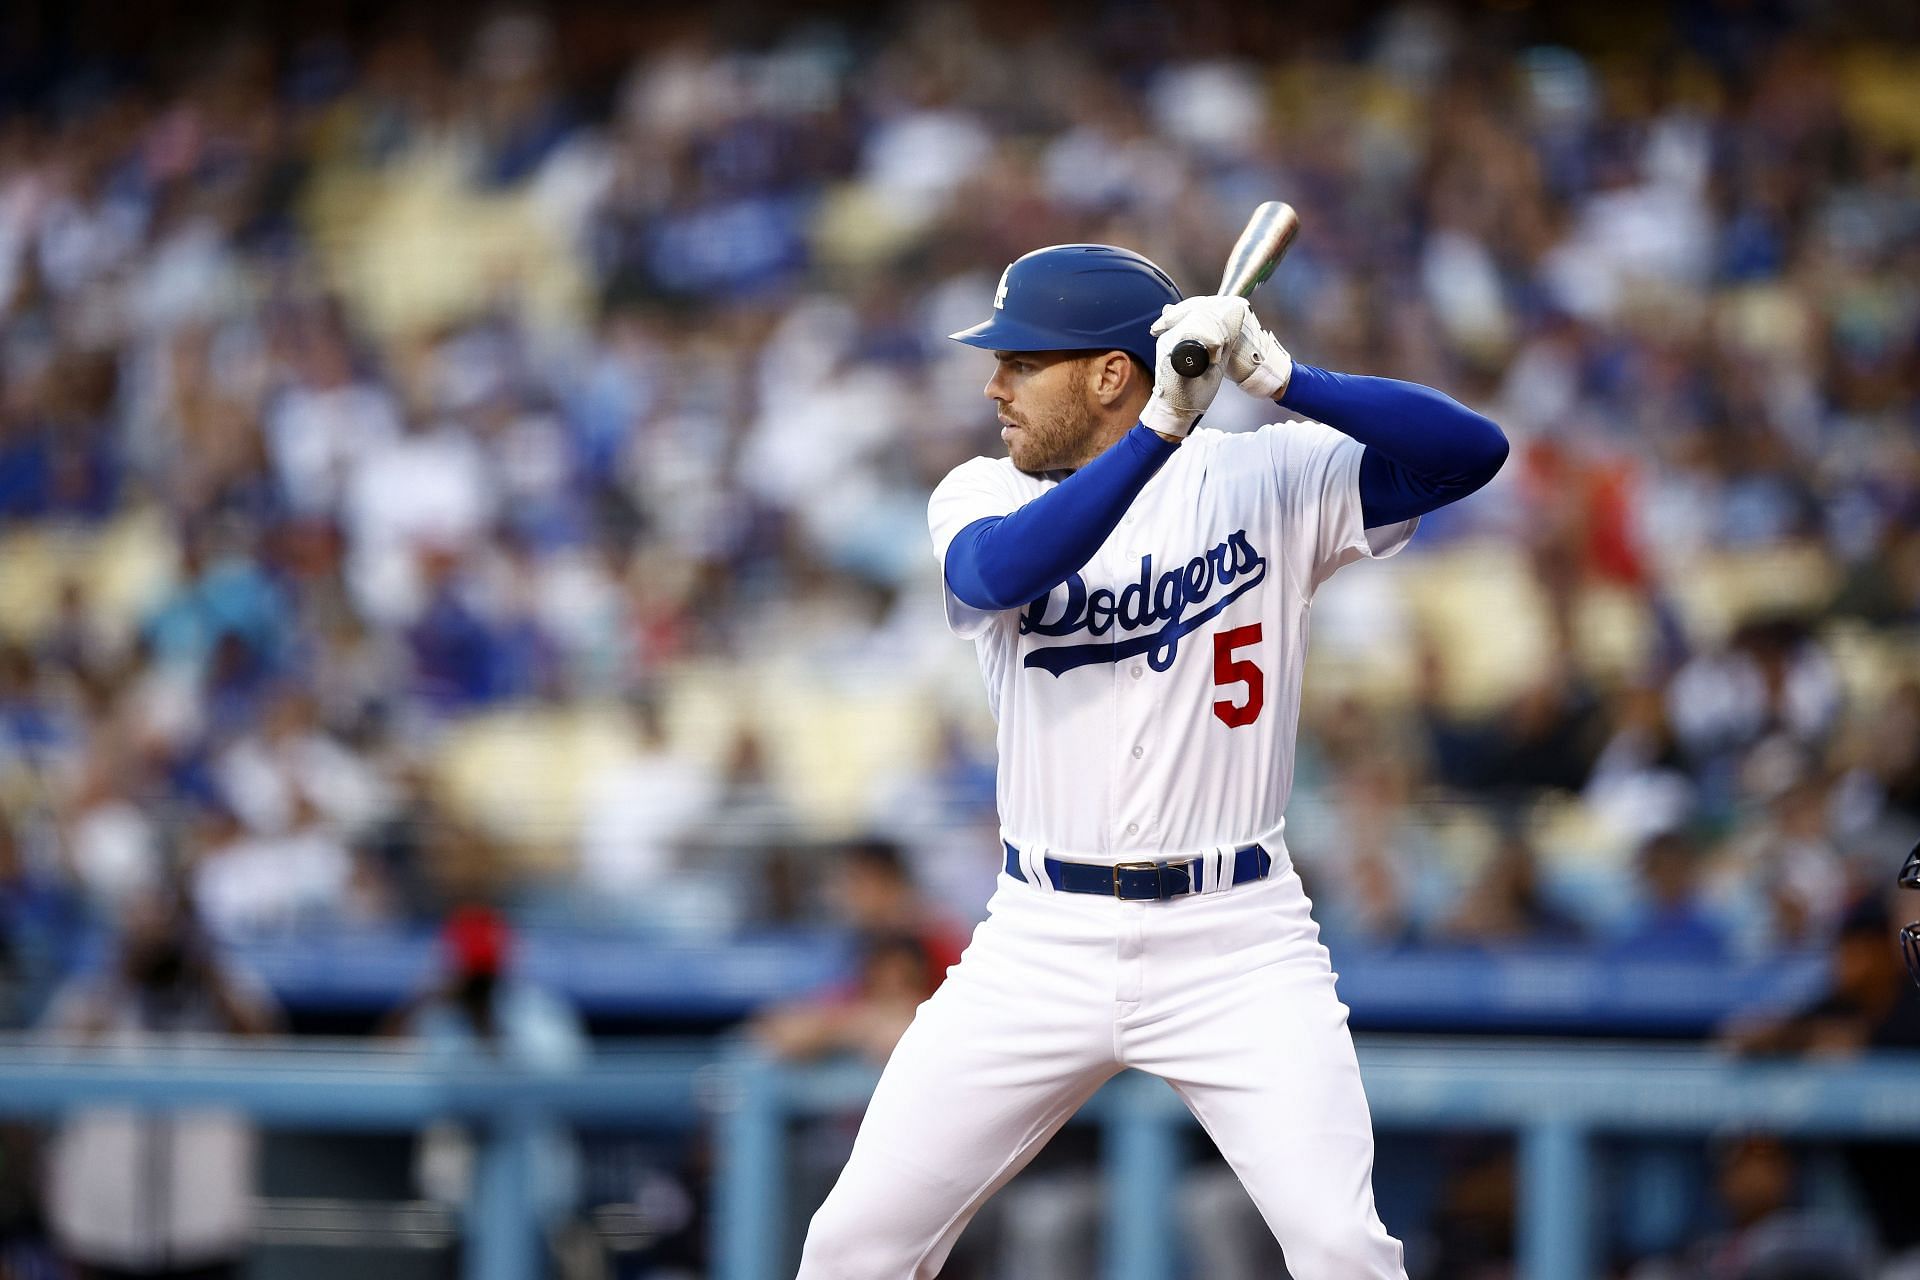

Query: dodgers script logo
[1019,530,1266,675]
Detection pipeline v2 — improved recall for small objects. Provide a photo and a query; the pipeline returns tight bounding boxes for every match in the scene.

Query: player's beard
[1007,370,1102,476]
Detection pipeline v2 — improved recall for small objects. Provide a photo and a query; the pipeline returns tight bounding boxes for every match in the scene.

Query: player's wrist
[1232,325,1293,402]
[1139,393,1201,440]
[1245,364,1290,402]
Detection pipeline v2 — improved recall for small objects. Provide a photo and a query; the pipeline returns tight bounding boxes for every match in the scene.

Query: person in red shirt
[751,840,971,1065]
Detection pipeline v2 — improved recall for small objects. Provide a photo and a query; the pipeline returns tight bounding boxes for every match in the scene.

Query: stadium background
[0,0,1917,1276]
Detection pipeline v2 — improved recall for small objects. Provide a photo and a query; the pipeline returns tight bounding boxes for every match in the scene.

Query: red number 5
[1212,623,1264,728]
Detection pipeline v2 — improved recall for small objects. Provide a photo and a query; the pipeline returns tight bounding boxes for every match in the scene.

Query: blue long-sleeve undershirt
[945,425,1178,612]
[1279,363,1509,528]
[944,365,1507,613]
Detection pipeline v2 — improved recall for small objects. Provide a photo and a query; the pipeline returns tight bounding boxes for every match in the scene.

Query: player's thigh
[1132,891,1403,1277]
[820,981,1115,1214]
[800,925,1118,1275]
[1159,972,1402,1279]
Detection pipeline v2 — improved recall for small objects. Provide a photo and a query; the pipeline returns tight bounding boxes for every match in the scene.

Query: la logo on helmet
[994,266,1011,310]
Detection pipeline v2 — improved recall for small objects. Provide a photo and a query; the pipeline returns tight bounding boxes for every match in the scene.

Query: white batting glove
[1140,300,1232,439]
[1154,295,1294,401]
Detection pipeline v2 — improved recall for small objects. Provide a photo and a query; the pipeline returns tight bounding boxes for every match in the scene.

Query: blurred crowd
[0,0,1917,1048]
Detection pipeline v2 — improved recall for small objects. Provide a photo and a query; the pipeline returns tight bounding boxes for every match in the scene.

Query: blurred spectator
[1724,894,1920,1058]
[345,409,499,629]
[866,714,1002,912]
[1419,647,1604,798]
[387,905,586,1234]
[211,685,389,840]
[141,523,289,683]
[750,838,968,1062]
[1583,685,1698,848]
[262,313,402,519]
[0,644,76,774]
[1829,680,1920,843]
[1667,619,1842,798]
[39,891,278,1280]
[38,577,119,688]
[61,746,165,915]
[752,931,932,1065]
[1724,894,1920,1259]
[187,800,358,937]
[1609,831,1730,962]
[1297,757,1435,948]
[1722,773,1850,952]
[405,549,512,710]
[1438,832,1586,949]
[745,855,985,1273]
[576,695,721,906]
[1627,1134,1874,1280]
[834,838,969,978]
[390,903,585,1068]
[0,817,80,1027]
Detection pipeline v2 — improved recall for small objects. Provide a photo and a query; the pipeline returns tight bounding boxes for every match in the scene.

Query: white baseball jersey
[928,420,1417,865]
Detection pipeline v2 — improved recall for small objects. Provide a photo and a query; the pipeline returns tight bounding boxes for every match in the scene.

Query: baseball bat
[1169,201,1301,378]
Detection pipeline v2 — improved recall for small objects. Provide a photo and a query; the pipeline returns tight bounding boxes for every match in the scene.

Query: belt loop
[1026,843,1053,892]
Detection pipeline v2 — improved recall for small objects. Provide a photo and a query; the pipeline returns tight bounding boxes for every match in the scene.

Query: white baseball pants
[796,855,1406,1279]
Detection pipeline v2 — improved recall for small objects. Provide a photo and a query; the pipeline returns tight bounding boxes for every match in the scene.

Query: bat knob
[1170,339,1211,378]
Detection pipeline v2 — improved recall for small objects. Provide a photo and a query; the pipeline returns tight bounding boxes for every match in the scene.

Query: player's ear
[1089,350,1137,407]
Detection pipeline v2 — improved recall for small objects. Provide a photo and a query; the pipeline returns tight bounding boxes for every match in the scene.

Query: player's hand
[1141,299,1232,439]
[1156,295,1294,401]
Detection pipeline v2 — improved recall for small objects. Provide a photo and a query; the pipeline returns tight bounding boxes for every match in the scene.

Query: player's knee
[1275,1219,1405,1280]
[797,1202,914,1280]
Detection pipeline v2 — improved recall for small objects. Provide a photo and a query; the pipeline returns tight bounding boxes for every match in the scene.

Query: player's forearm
[944,424,1178,611]
[1277,363,1509,526]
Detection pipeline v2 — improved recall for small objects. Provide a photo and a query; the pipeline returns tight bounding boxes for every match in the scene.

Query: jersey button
[1130,666,1143,679]
[1131,745,1144,759]
[1125,823,1139,836]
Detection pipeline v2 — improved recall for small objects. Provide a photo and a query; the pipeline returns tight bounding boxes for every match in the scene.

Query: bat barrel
[1219,202,1299,298]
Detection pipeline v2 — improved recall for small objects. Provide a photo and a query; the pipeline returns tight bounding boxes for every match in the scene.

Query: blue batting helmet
[949,244,1181,370]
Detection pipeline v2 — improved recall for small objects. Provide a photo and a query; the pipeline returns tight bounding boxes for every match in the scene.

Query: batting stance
[797,244,1508,1278]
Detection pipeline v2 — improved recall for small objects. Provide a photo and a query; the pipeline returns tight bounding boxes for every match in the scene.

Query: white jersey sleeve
[1264,419,1418,598]
[927,456,1036,639]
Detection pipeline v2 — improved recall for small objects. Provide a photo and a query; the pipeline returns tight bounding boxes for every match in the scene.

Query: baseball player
[797,244,1508,1278]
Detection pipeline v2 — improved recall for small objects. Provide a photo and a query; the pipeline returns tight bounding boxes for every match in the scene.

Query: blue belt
[1003,841,1274,901]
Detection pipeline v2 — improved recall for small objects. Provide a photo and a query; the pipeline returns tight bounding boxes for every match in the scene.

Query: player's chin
[1003,429,1047,471]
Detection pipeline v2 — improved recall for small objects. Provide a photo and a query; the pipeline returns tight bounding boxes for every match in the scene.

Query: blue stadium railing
[1,1037,1916,1280]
